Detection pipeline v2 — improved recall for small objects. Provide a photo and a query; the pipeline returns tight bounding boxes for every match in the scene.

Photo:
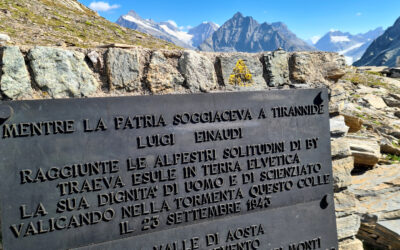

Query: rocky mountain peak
[199,12,314,52]
[271,22,287,30]
[188,22,219,47]
[361,27,384,40]
[232,12,244,19]
[231,12,258,25]
[126,10,141,19]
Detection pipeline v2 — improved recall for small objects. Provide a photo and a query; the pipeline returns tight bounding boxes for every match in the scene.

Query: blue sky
[78,0,400,42]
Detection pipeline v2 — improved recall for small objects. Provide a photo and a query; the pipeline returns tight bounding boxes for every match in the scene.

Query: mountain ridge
[198,12,315,52]
[314,27,384,64]
[116,10,194,49]
[116,10,220,49]
[354,17,400,67]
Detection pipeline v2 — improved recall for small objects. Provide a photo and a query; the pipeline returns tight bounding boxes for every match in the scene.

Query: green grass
[386,154,400,162]
[356,113,366,119]
[366,71,383,76]
[353,112,382,126]
[344,72,388,88]
[372,120,382,126]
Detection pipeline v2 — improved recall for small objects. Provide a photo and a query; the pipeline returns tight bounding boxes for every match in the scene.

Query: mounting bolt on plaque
[0,105,13,124]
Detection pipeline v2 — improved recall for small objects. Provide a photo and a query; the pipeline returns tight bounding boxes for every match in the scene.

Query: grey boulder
[28,46,99,98]
[264,49,290,87]
[106,48,141,91]
[0,46,32,99]
[179,50,217,92]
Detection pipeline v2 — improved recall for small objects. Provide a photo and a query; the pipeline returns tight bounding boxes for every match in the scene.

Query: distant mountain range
[199,12,315,52]
[354,17,400,67]
[116,11,219,49]
[312,28,384,64]
[116,10,400,67]
[116,11,314,52]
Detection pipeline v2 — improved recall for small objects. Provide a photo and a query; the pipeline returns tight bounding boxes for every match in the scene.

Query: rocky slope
[199,12,315,52]
[0,0,178,49]
[354,16,400,67]
[329,67,400,249]
[314,28,384,65]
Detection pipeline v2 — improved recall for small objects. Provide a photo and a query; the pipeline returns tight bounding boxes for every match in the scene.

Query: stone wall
[0,46,346,100]
[0,45,361,249]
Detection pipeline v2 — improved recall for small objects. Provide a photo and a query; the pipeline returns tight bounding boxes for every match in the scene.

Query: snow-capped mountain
[116,10,195,49]
[116,10,313,52]
[188,22,219,48]
[116,11,220,49]
[314,28,384,64]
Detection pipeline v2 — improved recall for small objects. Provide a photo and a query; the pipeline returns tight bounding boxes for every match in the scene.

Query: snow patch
[344,56,353,65]
[310,35,321,44]
[122,15,159,32]
[202,21,220,28]
[166,20,178,28]
[160,24,193,45]
[338,42,364,55]
[331,36,351,43]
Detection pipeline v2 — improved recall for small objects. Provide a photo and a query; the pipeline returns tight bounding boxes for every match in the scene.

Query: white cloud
[179,25,192,31]
[310,35,321,44]
[89,1,120,12]
[330,28,338,32]
[202,21,220,28]
[166,20,178,28]
[356,12,362,16]
[331,35,351,43]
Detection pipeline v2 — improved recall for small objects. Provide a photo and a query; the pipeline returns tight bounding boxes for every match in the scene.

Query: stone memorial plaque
[0,89,338,250]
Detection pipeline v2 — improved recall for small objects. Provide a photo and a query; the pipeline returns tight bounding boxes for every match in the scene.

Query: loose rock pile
[331,67,400,249]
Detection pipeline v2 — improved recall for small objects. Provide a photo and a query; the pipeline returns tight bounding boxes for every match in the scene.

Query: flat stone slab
[343,135,381,167]
[379,220,400,236]
[0,89,337,250]
[349,164,400,220]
